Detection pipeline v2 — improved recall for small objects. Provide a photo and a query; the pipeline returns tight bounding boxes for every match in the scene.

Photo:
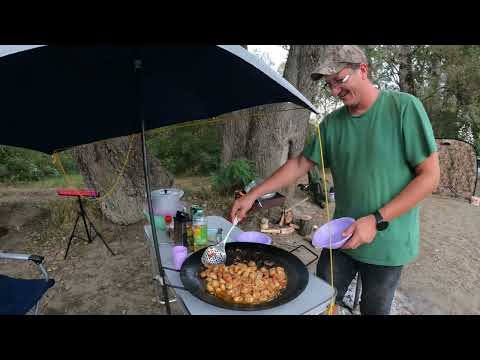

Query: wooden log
[261,227,295,235]
[277,208,286,226]
[284,209,294,225]
[260,217,269,230]
[298,215,314,236]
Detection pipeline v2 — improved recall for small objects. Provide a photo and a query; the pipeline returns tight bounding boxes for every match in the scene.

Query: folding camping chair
[0,251,55,315]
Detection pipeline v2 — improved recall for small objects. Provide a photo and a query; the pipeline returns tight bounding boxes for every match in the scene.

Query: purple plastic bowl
[312,217,355,249]
[172,246,188,270]
[235,231,272,245]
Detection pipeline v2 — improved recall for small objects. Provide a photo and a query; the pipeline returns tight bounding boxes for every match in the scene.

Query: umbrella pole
[135,58,171,314]
[141,119,172,315]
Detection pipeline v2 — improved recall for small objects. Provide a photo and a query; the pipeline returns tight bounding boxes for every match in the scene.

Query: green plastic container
[143,208,167,231]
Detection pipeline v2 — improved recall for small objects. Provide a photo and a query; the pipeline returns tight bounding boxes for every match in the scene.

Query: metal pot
[244,179,276,200]
[150,188,184,216]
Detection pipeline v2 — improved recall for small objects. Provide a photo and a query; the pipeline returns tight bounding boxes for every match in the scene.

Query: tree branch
[420,85,448,102]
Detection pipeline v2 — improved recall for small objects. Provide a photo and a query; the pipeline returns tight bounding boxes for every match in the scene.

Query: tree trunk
[398,45,416,95]
[424,53,442,114]
[221,45,326,202]
[297,214,314,236]
[221,45,252,165]
[72,135,174,225]
[219,109,252,165]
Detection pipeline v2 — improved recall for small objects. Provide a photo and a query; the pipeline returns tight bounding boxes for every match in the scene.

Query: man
[230,45,440,315]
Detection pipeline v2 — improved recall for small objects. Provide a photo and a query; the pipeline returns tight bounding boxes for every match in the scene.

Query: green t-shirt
[303,90,437,266]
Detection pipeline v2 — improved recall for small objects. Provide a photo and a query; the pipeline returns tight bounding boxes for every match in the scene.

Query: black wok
[179,242,309,311]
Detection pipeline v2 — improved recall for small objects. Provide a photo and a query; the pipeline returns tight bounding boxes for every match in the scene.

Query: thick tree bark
[221,45,252,165]
[219,110,252,165]
[398,45,416,95]
[72,135,174,225]
[424,54,442,114]
[221,45,326,201]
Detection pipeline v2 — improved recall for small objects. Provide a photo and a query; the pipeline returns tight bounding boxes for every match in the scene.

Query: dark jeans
[316,249,403,315]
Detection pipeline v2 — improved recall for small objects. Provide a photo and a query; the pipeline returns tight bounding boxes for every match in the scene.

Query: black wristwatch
[373,210,389,231]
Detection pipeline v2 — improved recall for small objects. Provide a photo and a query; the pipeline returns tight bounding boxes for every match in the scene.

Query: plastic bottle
[165,215,174,238]
[186,217,194,250]
[192,208,208,250]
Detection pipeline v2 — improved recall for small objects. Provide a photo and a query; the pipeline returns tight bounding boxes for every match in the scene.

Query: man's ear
[360,63,369,80]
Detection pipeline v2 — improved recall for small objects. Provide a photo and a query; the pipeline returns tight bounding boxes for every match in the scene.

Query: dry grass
[173,176,212,192]
[174,176,233,218]
[5,174,85,190]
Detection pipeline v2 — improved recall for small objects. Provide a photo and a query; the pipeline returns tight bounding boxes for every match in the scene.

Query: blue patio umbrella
[0,45,318,313]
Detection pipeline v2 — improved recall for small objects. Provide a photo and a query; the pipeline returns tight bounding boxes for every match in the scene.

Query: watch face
[377,221,389,231]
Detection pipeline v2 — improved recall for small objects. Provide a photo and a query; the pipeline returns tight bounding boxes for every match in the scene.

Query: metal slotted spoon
[201,216,239,266]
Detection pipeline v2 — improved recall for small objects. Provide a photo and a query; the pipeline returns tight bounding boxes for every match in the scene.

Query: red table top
[56,188,99,198]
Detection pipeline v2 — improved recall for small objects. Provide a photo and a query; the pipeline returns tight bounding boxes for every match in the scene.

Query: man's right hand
[228,156,314,223]
[230,195,256,223]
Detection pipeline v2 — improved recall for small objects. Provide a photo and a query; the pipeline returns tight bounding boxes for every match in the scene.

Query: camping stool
[353,273,362,311]
[0,251,55,315]
[340,272,362,314]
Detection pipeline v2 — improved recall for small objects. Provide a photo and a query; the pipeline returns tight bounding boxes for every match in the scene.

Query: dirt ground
[1,184,479,315]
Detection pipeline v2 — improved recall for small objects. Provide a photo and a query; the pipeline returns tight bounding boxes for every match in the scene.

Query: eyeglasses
[322,69,353,91]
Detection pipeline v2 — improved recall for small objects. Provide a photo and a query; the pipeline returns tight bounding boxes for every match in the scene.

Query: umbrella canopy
[0,45,318,154]
[0,45,319,314]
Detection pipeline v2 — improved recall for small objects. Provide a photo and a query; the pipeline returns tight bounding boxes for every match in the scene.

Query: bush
[147,124,222,176]
[0,146,79,183]
[58,150,79,174]
[211,159,257,195]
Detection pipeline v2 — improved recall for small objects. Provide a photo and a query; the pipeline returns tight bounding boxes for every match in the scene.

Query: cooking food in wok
[180,242,309,311]
[200,261,287,305]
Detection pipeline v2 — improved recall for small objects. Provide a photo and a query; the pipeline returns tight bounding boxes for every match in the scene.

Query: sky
[248,45,288,70]
[0,45,43,57]
[0,45,288,68]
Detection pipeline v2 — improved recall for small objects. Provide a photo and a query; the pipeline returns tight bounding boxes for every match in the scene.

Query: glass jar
[192,208,208,250]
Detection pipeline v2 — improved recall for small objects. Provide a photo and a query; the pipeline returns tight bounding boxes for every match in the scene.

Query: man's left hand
[341,215,377,250]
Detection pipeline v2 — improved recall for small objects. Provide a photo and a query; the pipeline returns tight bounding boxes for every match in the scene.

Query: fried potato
[201,261,287,305]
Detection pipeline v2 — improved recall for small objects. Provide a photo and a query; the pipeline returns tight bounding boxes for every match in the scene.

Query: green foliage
[147,124,222,176]
[0,146,79,183]
[211,159,257,195]
[361,45,480,143]
[58,150,79,174]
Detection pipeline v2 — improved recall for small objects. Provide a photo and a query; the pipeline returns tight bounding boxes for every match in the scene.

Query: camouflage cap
[311,45,368,81]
